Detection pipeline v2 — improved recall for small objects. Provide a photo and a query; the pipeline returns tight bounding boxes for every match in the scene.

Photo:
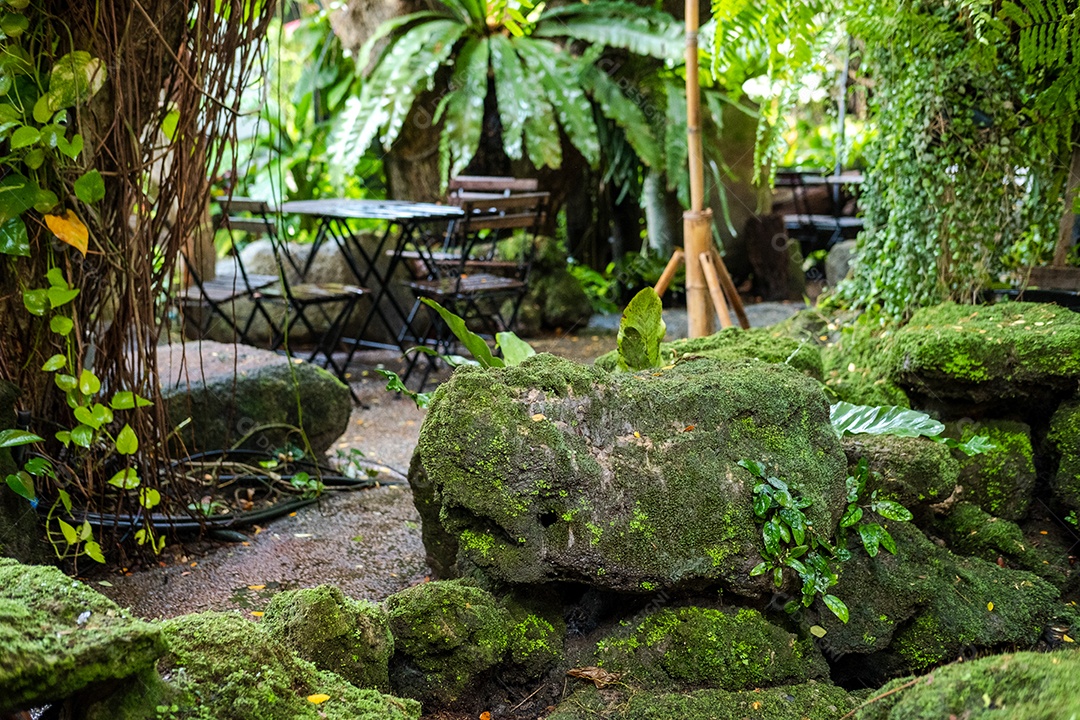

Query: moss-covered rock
[158,341,351,456]
[935,503,1065,585]
[158,611,419,720]
[594,327,823,380]
[594,606,827,690]
[812,523,1060,677]
[1048,398,1080,511]
[887,301,1080,408]
[406,449,458,579]
[545,681,857,720]
[853,650,1080,720]
[262,584,393,691]
[417,354,847,595]
[841,434,959,511]
[945,420,1035,521]
[821,316,910,408]
[0,559,165,713]
[385,579,562,706]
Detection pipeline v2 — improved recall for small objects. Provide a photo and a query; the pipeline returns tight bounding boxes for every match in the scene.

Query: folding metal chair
[400,192,549,386]
[208,198,368,388]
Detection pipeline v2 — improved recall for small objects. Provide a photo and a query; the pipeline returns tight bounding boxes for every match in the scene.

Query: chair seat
[178,274,278,303]
[406,273,525,298]
[258,282,366,302]
[783,214,864,231]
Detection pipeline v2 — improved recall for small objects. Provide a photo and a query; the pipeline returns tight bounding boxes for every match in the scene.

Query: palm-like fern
[327,0,681,183]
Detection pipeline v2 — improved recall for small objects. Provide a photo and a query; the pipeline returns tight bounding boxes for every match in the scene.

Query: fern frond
[535,2,683,61]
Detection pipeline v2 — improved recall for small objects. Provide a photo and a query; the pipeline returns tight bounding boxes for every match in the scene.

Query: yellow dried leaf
[809,625,827,638]
[247,584,265,591]
[250,610,264,617]
[567,666,619,688]
[531,413,545,422]
[1064,634,1075,643]
[307,693,330,704]
[987,602,994,612]
[633,431,641,439]
[44,210,89,255]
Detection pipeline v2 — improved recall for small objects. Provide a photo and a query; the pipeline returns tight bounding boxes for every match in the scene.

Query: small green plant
[334,447,379,480]
[288,471,324,499]
[616,286,666,371]
[741,457,915,624]
[378,298,537,407]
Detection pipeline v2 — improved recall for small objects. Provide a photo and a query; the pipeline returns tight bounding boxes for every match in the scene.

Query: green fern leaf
[580,64,661,169]
[439,36,490,178]
[489,34,528,161]
[536,2,683,60]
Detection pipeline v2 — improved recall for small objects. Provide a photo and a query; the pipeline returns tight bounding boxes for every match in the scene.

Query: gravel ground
[95,304,800,620]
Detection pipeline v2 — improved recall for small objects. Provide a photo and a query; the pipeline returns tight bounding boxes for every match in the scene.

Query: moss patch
[945,420,1036,521]
[854,650,1080,720]
[159,611,418,720]
[594,606,827,690]
[262,584,393,691]
[594,327,824,380]
[936,503,1065,585]
[547,681,857,720]
[0,559,165,713]
[1049,398,1080,511]
[840,434,959,510]
[887,301,1080,406]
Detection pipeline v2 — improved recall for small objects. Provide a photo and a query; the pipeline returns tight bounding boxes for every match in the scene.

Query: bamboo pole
[654,247,685,297]
[700,252,733,328]
[684,0,713,338]
[710,246,750,329]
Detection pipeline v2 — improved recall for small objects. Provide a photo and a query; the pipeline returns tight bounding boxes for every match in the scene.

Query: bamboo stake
[683,0,712,338]
[710,246,750,329]
[700,252,733,328]
[654,247,685,297]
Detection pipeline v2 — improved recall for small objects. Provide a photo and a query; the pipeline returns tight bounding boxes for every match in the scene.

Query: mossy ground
[946,420,1035,520]
[594,606,827,690]
[0,559,164,713]
[546,681,857,720]
[854,650,1080,719]
[936,503,1064,585]
[594,326,824,380]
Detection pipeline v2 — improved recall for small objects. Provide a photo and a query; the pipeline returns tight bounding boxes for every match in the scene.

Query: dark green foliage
[262,585,394,691]
[0,559,165,713]
[946,420,1036,520]
[853,651,1080,720]
[840,434,960,510]
[594,606,828,689]
[936,503,1065,586]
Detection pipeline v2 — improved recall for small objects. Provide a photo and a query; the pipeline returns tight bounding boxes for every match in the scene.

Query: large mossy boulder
[416,355,848,595]
[887,301,1080,409]
[812,523,1060,679]
[593,606,828,690]
[155,611,419,720]
[594,327,824,380]
[262,584,393,691]
[0,559,165,713]
[853,650,1080,720]
[945,420,1036,521]
[1048,398,1080,511]
[840,434,959,511]
[385,579,563,707]
[158,341,350,455]
[547,681,857,720]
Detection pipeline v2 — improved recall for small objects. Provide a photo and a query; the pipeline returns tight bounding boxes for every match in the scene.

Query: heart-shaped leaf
[115,424,138,455]
[44,210,89,255]
[41,354,66,371]
[46,51,107,111]
[5,471,35,503]
[74,170,104,204]
[47,286,79,308]
[78,369,100,395]
[0,429,43,447]
[58,518,78,544]
[108,468,140,489]
[109,391,153,409]
[139,487,160,509]
[50,316,73,335]
[46,267,67,287]
[0,174,39,224]
[54,373,77,391]
[21,288,46,316]
[55,133,83,159]
[83,540,105,563]
[10,125,39,149]
[70,424,94,448]
[73,405,100,429]
[0,216,29,257]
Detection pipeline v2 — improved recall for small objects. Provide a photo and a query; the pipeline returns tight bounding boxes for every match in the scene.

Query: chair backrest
[447,192,549,281]
[448,175,539,195]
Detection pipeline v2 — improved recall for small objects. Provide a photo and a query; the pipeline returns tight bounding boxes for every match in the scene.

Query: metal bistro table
[281,199,465,374]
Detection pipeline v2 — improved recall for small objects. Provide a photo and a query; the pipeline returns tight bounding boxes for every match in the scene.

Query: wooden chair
[400,192,549,385]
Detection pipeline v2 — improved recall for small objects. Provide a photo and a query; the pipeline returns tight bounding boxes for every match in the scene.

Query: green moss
[1049,398,1080,511]
[841,434,959,508]
[262,585,393,692]
[594,606,827,690]
[384,579,562,706]
[936,503,1064,585]
[887,301,1080,403]
[944,420,1036,520]
[159,611,419,720]
[547,681,856,720]
[0,559,165,713]
[815,522,1061,672]
[595,327,824,380]
[821,317,911,408]
[854,651,1080,720]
